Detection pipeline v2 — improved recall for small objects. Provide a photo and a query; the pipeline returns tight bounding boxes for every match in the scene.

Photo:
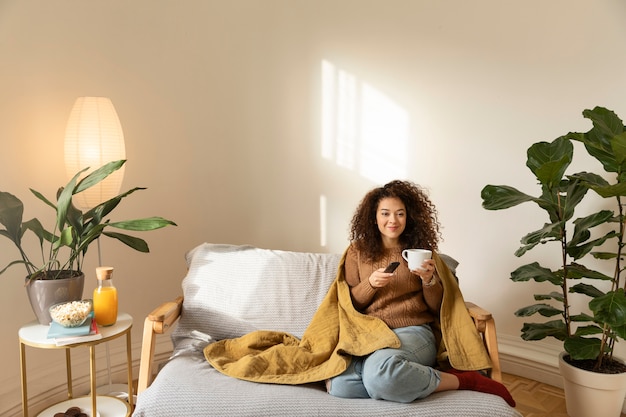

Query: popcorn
[49,300,92,327]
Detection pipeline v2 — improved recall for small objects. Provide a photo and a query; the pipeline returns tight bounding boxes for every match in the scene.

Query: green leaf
[65,201,84,239]
[52,226,74,250]
[29,188,56,210]
[567,231,619,260]
[591,251,619,260]
[564,336,601,360]
[481,185,535,210]
[0,191,23,244]
[22,218,46,248]
[589,289,626,331]
[74,224,107,258]
[563,263,612,280]
[511,262,561,286]
[590,181,626,198]
[84,187,145,222]
[515,220,564,257]
[56,176,80,232]
[611,323,626,340]
[74,160,126,194]
[559,179,589,221]
[52,166,87,232]
[108,217,177,231]
[520,320,567,341]
[569,283,605,298]
[526,137,573,188]
[520,222,563,246]
[583,106,624,139]
[611,132,626,167]
[514,241,540,257]
[573,325,603,336]
[574,130,616,171]
[569,171,626,198]
[102,231,150,252]
[515,303,562,317]
[534,185,562,224]
[568,171,608,188]
[569,210,614,247]
[534,292,564,302]
[570,312,594,322]
[0,259,29,275]
[573,107,626,173]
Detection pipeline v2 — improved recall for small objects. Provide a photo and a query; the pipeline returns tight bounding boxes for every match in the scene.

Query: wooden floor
[501,372,626,417]
[502,373,568,417]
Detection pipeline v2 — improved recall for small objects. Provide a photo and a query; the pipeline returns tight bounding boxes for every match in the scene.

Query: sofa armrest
[465,301,502,382]
[137,296,184,394]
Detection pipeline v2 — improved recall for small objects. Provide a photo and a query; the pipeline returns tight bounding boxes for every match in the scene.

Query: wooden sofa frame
[137,297,502,394]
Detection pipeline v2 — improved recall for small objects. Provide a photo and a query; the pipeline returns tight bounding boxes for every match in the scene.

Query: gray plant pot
[25,272,85,325]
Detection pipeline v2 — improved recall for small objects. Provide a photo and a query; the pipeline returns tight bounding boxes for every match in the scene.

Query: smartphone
[383,262,400,273]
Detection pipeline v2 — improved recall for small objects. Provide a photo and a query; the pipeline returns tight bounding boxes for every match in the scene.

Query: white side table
[19,312,134,417]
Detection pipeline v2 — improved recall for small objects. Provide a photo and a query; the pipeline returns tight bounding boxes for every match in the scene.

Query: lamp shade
[64,97,126,210]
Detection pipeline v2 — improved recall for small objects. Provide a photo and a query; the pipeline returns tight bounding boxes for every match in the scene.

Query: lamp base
[96,383,136,404]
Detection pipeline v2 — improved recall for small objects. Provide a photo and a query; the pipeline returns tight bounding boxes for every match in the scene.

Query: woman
[327,180,515,407]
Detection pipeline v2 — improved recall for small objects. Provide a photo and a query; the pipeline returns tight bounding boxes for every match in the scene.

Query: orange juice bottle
[93,266,118,326]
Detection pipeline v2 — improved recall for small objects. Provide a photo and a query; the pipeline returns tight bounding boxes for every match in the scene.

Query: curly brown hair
[349,180,441,262]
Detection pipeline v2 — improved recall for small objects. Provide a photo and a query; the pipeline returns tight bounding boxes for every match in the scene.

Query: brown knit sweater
[344,244,444,329]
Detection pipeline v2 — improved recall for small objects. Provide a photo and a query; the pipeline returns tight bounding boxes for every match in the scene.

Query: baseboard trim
[498,334,563,388]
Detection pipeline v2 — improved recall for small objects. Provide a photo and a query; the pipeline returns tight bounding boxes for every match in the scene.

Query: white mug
[402,249,432,271]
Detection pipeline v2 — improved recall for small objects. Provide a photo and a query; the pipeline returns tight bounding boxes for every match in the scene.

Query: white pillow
[171,243,342,348]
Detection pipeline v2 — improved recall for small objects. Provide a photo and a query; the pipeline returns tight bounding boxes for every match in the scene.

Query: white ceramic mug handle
[402,249,409,262]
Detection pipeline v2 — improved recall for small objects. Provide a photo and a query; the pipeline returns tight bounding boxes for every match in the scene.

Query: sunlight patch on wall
[320,194,327,247]
[321,59,409,184]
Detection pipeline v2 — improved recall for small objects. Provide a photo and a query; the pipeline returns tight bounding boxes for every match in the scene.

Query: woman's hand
[368,268,396,288]
[410,259,436,285]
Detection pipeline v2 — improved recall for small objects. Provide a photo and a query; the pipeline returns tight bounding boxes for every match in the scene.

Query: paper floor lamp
[64,96,126,210]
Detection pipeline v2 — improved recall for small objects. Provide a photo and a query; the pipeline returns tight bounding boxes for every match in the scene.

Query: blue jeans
[327,325,440,403]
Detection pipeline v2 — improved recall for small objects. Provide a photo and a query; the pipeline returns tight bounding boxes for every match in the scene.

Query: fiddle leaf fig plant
[481,106,626,372]
[0,160,177,280]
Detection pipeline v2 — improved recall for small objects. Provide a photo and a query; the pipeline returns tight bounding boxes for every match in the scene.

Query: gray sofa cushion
[134,353,522,417]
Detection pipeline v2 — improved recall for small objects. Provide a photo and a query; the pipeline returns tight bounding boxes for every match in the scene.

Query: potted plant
[0,159,176,324]
[481,106,626,417]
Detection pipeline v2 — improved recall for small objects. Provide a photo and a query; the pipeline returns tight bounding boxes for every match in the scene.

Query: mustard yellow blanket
[204,251,491,384]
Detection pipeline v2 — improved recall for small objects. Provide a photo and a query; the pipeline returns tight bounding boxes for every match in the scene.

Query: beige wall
[2,0,626,414]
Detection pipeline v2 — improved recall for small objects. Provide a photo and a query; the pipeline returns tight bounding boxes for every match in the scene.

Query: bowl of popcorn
[49,300,93,327]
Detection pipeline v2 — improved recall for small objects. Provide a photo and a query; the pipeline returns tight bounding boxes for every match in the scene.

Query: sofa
[135,243,522,417]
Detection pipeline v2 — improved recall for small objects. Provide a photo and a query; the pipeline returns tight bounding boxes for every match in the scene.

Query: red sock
[448,369,516,407]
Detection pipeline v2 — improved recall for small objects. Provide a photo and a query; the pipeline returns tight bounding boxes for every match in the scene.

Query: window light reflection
[321,60,409,184]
